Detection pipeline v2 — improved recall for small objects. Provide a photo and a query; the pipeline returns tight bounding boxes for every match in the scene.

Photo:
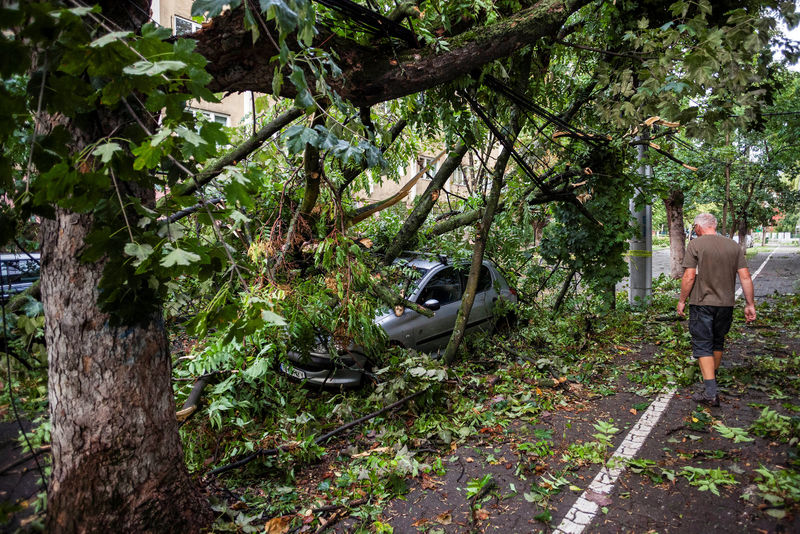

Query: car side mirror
[423,299,441,311]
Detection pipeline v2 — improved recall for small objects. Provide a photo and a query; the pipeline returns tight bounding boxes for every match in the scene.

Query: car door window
[418,267,462,305]
[477,265,492,292]
[457,265,493,293]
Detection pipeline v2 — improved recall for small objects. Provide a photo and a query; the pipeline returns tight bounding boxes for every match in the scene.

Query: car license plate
[280,363,306,380]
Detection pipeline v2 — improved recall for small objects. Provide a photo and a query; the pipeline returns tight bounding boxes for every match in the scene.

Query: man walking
[676,213,756,406]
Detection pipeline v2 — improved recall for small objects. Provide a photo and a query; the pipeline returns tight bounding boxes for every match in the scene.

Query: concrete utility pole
[629,140,653,307]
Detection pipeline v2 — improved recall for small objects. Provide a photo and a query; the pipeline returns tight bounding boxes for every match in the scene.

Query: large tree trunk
[663,188,686,279]
[737,216,748,254]
[39,1,211,531]
[196,0,592,106]
[42,213,210,533]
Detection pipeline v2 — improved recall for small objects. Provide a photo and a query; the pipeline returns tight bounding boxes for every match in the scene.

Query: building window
[189,107,230,126]
[174,15,201,36]
[418,156,437,180]
[451,166,466,186]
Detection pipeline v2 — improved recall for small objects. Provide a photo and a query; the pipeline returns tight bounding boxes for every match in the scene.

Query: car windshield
[377,265,429,315]
[395,265,428,299]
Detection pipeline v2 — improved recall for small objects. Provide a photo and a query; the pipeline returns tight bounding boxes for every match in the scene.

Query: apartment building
[151,0,254,127]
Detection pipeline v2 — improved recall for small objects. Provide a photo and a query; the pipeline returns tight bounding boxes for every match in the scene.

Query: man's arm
[738,267,756,322]
[677,267,696,317]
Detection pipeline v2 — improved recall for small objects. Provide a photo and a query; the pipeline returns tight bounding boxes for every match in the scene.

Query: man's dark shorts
[689,305,734,358]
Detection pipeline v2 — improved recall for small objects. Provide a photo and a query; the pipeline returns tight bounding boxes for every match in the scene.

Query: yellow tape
[625,250,653,257]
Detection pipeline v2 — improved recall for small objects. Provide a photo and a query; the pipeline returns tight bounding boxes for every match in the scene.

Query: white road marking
[552,388,677,534]
[736,247,778,299]
[553,248,780,533]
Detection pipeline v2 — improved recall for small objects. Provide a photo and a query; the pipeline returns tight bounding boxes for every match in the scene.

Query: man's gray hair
[693,213,717,230]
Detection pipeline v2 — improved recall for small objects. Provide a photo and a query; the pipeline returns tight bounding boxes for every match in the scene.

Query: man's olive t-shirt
[682,234,747,307]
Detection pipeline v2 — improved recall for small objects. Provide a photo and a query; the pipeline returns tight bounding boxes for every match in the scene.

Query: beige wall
[154,0,252,127]
[363,155,473,209]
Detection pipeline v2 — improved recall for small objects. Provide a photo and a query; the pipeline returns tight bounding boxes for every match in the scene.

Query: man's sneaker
[691,391,720,407]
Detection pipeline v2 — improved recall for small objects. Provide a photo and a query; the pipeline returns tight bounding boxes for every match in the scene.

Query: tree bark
[42,212,209,533]
[442,134,516,364]
[737,216,748,254]
[196,0,592,106]
[663,188,686,279]
[722,131,731,235]
[552,268,577,313]
[298,111,326,215]
[39,2,211,532]
[425,208,483,239]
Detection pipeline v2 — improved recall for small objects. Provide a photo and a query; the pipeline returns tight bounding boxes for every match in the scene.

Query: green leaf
[243,357,271,379]
[160,246,201,267]
[289,65,307,91]
[283,124,318,154]
[765,509,787,519]
[132,142,162,170]
[313,125,338,151]
[272,67,283,95]
[332,140,363,165]
[533,509,551,522]
[175,125,207,147]
[261,309,287,325]
[192,0,242,18]
[92,142,122,163]
[294,89,315,110]
[89,31,132,48]
[52,6,97,17]
[124,242,154,266]
[123,60,187,77]
[259,0,298,33]
[150,127,173,147]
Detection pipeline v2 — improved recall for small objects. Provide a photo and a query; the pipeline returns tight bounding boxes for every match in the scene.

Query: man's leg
[698,355,716,379]
[697,356,718,399]
[711,308,734,378]
[689,306,720,405]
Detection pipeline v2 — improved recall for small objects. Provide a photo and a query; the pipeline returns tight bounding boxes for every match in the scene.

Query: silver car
[0,253,40,301]
[280,256,518,387]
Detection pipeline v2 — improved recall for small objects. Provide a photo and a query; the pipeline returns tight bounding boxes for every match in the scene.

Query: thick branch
[197,0,592,107]
[207,388,426,476]
[299,111,326,215]
[349,149,447,225]
[442,127,517,365]
[177,108,303,197]
[382,143,469,264]
[425,208,483,238]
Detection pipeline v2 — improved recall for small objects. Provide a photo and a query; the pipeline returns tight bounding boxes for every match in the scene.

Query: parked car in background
[0,253,41,301]
[732,234,754,248]
[280,255,518,388]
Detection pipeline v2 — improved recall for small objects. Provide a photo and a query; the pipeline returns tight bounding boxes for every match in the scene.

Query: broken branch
[207,388,427,476]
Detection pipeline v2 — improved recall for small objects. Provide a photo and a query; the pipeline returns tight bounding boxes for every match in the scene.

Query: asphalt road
[619,244,800,297]
[743,245,800,297]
